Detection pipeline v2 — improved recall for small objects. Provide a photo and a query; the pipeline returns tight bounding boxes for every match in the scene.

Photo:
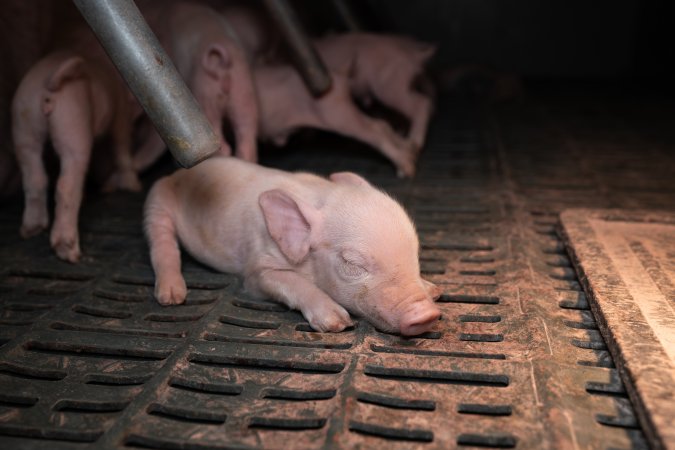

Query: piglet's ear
[202,44,231,79]
[259,189,318,265]
[329,172,370,188]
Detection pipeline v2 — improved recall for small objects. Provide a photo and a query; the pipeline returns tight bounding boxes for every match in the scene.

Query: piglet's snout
[399,300,441,336]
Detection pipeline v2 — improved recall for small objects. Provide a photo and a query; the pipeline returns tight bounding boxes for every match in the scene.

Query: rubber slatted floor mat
[560,209,675,450]
[1,89,673,449]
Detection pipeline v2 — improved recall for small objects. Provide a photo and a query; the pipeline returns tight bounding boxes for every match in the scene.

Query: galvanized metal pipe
[263,0,332,97]
[72,0,220,168]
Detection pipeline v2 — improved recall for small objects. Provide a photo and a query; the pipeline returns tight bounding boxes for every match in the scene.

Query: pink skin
[213,9,421,175]
[254,64,416,178]
[217,3,280,64]
[133,1,259,172]
[314,33,437,152]
[144,157,441,336]
[0,0,55,200]
[11,51,141,262]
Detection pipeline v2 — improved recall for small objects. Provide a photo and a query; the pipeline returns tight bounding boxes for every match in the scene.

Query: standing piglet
[133,1,258,171]
[12,51,141,262]
[145,157,441,336]
[255,64,417,177]
[314,33,436,152]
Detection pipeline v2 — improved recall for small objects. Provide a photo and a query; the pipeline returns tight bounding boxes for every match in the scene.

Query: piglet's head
[259,172,441,336]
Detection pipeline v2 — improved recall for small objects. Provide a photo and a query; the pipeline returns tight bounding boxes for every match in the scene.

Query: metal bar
[263,0,332,97]
[72,0,220,168]
[330,0,363,31]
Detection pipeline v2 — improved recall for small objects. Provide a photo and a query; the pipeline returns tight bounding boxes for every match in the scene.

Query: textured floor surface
[560,208,675,450]
[1,87,674,449]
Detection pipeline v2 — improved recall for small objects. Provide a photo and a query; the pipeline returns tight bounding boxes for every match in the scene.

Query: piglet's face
[260,172,441,336]
[315,240,442,336]
[314,176,441,335]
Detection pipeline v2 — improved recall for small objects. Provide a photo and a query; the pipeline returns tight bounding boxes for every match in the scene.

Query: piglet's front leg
[133,125,167,173]
[228,62,259,163]
[253,269,353,332]
[144,181,187,305]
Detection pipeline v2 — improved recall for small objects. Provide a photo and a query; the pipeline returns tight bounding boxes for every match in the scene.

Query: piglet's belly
[174,218,245,275]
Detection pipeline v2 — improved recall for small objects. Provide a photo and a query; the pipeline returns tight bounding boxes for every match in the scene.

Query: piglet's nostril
[399,307,441,336]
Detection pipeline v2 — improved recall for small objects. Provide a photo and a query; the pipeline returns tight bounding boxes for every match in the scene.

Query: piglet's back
[169,157,327,214]
[158,157,328,273]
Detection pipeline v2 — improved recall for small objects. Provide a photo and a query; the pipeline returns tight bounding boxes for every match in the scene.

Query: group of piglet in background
[132,1,436,176]
[12,0,437,262]
[8,0,445,335]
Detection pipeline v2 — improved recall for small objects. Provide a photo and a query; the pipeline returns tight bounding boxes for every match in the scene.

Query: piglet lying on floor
[314,33,437,152]
[254,65,417,177]
[145,157,441,336]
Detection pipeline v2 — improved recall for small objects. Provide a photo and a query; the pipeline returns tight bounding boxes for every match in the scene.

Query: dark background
[1,0,674,194]
[300,0,675,81]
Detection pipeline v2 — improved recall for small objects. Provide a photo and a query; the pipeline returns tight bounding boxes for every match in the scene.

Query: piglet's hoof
[307,305,353,332]
[50,231,81,263]
[20,219,48,239]
[396,162,416,179]
[393,150,417,179]
[411,138,425,156]
[154,277,187,306]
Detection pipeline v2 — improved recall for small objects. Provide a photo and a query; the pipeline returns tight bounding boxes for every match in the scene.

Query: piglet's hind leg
[14,134,49,238]
[144,181,187,305]
[316,88,416,177]
[133,123,166,173]
[372,78,433,153]
[103,112,141,192]
[48,86,93,262]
